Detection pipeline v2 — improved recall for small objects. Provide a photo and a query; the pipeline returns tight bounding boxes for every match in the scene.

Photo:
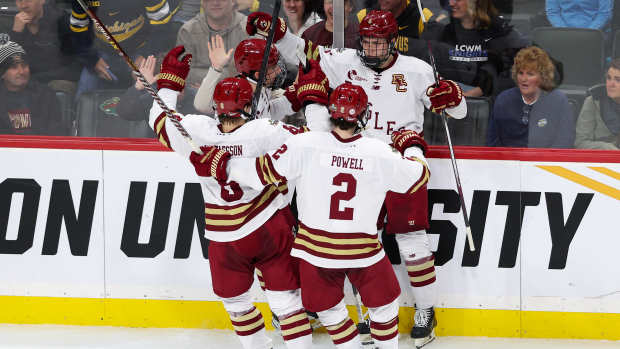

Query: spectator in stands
[0,36,65,135]
[117,54,197,123]
[487,46,575,148]
[356,0,433,54]
[575,58,620,150]
[70,0,182,99]
[427,0,528,97]
[176,0,247,86]
[546,0,613,30]
[172,0,202,24]
[283,0,321,36]
[302,0,360,49]
[9,0,83,95]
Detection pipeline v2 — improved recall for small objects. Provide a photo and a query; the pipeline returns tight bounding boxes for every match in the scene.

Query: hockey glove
[391,129,428,156]
[426,79,462,114]
[283,85,302,112]
[295,60,329,106]
[189,146,231,183]
[157,46,192,92]
[246,12,287,43]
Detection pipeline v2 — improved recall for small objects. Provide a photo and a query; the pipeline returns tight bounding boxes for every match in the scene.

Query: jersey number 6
[220,181,243,202]
[329,173,357,220]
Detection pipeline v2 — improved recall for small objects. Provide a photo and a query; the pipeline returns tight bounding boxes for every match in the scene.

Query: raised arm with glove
[157,46,192,92]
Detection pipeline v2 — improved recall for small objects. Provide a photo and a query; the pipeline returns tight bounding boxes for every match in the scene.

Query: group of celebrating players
[148,8,466,349]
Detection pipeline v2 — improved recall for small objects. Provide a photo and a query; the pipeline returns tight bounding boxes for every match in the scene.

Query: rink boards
[0,136,619,340]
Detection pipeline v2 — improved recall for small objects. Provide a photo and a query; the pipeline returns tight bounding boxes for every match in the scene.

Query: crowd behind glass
[0,0,618,150]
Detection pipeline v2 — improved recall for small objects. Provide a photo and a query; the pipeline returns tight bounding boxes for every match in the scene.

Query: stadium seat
[75,89,155,138]
[508,13,533,41]
[0,1,17,33]
[425,97,491,146]
[532,27,605,89]
[54,91,75,136]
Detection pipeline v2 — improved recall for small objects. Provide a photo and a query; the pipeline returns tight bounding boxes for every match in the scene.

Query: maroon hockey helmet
[358,10,398,40]
[328,82,369,127]
[357,10,398,68]
[234,38,279,76]
[212,77,253,118]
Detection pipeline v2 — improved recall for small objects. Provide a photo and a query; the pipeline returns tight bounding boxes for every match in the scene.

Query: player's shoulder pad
[394,54,434,74]
[246,118,279,132]
[320,46,356,58]
[181,113,218,128]
[359,136,397,155]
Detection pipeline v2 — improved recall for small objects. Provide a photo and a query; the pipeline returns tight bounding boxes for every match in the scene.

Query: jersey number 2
[329,173,357,220]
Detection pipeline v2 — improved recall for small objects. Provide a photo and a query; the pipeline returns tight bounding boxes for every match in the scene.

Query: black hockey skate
[410,307,437,348]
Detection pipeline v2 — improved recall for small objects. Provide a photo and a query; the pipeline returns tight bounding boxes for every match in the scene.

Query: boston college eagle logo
[391,74,407,92]
[347,69,366,82]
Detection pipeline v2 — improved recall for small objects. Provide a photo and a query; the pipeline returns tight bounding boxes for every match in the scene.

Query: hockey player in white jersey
[195,81,432,349]
[149,46,313,349]
[245,9,467,346]
[193,38,314,121]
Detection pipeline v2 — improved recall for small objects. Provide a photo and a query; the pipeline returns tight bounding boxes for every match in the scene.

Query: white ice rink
[0,325,618,349]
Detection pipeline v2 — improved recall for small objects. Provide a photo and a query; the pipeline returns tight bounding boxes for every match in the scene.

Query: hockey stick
[351,284,374,347]
[250,0,282,119]
[416,0,475,252]
[74,0,202,154]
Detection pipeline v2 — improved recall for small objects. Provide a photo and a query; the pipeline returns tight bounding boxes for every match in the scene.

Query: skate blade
[414,330,436,348]
[360,333,376,348]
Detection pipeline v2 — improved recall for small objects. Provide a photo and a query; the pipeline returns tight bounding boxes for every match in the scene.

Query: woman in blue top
[486,46,575,148]
[546,0,613,30]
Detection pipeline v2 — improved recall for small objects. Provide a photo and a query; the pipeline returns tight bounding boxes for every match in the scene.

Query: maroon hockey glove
[426,79,463,114]
[391,129,428,156]
[246,12,287,43]
[284,85,302,112]
[189,146,231,183]
[295,60,329,106]
[157,46,192,92]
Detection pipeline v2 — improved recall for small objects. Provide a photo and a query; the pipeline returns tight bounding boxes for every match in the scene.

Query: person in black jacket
[7,0,84,95]
[0,36,66,136]
[69,0,182,99]
[420,0,528,98]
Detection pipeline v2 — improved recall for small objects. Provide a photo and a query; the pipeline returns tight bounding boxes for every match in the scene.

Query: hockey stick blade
[74,0,202,154]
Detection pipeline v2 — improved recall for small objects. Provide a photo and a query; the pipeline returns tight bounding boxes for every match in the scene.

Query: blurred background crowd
[0,0,619,150]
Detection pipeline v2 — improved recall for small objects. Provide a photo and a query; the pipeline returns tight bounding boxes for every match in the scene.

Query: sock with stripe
[278,309,313,348]
[229,306,272,349]
[325,317,360,349]
[405,254,437,309]
[370,316,399,349]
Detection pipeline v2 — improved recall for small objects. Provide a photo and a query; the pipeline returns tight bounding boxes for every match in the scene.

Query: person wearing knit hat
[0,33,66,136]
[0,33,27,79]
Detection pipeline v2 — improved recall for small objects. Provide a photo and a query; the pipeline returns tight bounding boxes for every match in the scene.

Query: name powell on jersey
[331,155,364,170]
[391,74,407,92]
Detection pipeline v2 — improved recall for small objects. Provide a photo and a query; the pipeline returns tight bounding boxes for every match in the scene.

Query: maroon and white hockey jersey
[275,32,467,143]
[228,130,429,268]
[149,88,306,242]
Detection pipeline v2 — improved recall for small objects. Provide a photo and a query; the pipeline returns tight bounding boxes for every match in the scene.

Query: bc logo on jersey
[391,74,407,93]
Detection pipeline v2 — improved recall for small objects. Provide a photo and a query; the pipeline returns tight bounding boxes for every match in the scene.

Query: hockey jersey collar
[331,131,362,143]
[372,52,399,73]
[218,122,245,133]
